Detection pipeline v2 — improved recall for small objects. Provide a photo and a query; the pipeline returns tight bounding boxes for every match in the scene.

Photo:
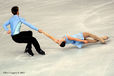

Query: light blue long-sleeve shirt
[3,15,39,36]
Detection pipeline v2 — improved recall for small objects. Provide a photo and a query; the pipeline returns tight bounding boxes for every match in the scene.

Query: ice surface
[0,0,114,76]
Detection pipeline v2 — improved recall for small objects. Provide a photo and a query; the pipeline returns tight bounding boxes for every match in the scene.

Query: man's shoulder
[19,16,25,21]
[8,15,25,23]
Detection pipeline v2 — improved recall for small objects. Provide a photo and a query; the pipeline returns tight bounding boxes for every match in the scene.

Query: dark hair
[60,41,66,47]
[11,6,19,15]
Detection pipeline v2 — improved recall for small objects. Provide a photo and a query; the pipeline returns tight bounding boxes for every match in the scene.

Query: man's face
[17,11,19,15]
[17,8,19,15]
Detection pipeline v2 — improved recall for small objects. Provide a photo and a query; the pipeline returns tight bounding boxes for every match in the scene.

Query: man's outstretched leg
[30,37,45,55]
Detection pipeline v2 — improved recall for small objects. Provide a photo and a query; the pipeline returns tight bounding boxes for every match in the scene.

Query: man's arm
[3,20,10,31]
[3,20,11,34]
[21,18,39,31]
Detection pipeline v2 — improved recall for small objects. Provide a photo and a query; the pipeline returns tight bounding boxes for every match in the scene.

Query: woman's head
[11,6,19,15]
[59,41,66,47]
[57,38,66,47]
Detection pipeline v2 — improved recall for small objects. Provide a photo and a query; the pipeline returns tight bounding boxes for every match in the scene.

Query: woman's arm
[66,35,88,43]
[42,31,58,44]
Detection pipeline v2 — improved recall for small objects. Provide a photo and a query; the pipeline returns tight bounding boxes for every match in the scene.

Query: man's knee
[28,31,33,36]
[31,37,37,42]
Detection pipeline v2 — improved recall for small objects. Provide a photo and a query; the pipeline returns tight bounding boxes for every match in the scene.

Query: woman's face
[58,38,65,45]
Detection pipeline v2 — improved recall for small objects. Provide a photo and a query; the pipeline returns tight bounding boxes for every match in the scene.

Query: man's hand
[7,30,11,34]
[83,40,88,44]
[38,29,43,33]
[55,39,59,44]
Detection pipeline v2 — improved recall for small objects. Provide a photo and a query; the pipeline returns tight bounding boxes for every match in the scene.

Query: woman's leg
[83,32,105,43]
[85,36,108,43]
[86,39,98,43]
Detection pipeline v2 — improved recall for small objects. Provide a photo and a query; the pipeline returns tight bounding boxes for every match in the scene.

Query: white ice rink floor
[0,0,114,76]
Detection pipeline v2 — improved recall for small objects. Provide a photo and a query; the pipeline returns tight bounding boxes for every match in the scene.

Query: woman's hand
[7,30,11,34]
[83,40,88,44]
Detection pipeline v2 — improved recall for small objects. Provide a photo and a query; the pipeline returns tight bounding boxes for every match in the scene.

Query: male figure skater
[3,6,45,56]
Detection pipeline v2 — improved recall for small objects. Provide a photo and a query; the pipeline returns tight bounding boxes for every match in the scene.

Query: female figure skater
[56,32,108,48]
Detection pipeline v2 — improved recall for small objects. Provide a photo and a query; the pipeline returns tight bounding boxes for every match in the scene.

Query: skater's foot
[25,48,34,56]
[99,38,105,44]
[100,36,109,44]
[38,50,45,55]
[28,50,34,56]
[101,36,109,40]
[24,48,29,53]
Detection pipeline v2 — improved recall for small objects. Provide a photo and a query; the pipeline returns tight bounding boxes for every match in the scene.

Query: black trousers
[12,31,41,52]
